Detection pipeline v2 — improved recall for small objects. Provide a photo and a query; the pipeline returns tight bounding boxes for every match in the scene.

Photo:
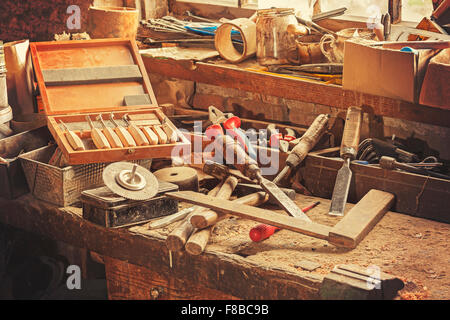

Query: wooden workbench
[0,188,448,300]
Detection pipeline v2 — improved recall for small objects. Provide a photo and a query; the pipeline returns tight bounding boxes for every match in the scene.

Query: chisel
[152,125,168,144]
[123,114,149,146]
[86,115,111,149]
[161,117,178,143]
[141,126,159,145]
[109,113,136,147]
[96,114,123,148]
[329,106,363,216]
[59,120,85,151]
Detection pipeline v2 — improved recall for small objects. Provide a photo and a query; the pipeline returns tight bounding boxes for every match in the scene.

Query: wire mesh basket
[19,144,152,207]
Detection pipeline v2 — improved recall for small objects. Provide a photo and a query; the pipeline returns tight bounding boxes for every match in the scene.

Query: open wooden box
[30,39,190,165]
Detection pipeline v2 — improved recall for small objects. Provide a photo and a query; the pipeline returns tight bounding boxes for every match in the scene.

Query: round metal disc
[103,162,159,201]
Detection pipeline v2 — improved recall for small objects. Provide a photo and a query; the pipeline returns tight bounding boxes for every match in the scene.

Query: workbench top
[0,191,448,299]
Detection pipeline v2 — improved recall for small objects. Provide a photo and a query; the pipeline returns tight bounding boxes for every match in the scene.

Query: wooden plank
[43,65,143,86]
[142,56,450,128]
[104,256,239,300]
[166,191,332,241]
[328,190,395,248]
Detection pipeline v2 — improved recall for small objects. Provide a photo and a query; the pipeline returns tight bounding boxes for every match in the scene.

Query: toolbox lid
[30,39,159,115]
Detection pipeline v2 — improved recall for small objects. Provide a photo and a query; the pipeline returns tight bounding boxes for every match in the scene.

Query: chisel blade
[259,178,311,222]
[329,158,352,216]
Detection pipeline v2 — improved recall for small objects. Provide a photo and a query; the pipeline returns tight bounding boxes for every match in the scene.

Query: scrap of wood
[167,189,395,249]
[328,190,395,248]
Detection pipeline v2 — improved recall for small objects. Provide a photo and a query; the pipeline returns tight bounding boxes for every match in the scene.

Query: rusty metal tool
[97,114,123,148]
[86,115,111,149]
[273,114,330,186]
[58,120,85,151]
[329,106,363,216]
[379,156,450,180]
[110,113,136,147]
[250,201,320,242]
[103,162,159,201]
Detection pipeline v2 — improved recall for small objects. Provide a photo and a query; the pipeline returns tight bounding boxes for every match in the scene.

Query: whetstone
[328,190,395,248]
[43,65,143,86]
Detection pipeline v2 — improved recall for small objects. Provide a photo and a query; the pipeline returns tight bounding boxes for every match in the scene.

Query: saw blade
[103,162,159,201]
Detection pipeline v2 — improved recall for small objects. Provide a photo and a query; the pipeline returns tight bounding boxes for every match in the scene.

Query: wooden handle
[153,125,168,144]
[186,191,270,255]
[65,131,85,151]
[340,106,362,159]
[165,183,222,252]
[114,127,136,147]
[102,127,123,148]
[127,124,149,146]
[142,126,159,145]
[185,228,213,256]
[91,128,111,149]
[190,176,239,229]
[162,123,178,143]
[288,114,329,167]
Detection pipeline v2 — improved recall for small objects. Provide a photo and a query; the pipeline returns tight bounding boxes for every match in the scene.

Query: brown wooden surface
[0,191,448,299]
[142,56,450,128]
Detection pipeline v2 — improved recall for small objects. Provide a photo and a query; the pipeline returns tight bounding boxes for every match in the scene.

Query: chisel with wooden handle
[141,126,159,145]
[123,114,149,146]
[86,116,110,149]
[186,191,271,256]
[165,183,222,252]
[329,106,363,216]
[152,125,168,144]
[96,114,123,148]
[161,117,178,143]
[59,120,85,151]
[109,113,136,147]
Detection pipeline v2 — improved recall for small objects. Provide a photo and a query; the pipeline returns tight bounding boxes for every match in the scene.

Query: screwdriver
[249,201,320,242]
[123,114,149,146]
[96,114,123,148]
[109,113,136,147]
[86,115,111,149]
[58,120,85,151]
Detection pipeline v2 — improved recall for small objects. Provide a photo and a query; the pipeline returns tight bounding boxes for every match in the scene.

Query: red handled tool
[249,201,320,242]
[223,116,257,160]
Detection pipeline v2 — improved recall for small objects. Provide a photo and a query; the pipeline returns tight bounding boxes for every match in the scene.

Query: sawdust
[145,193,450,300]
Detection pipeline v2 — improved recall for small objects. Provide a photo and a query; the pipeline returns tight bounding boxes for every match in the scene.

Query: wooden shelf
[142,55,450,128]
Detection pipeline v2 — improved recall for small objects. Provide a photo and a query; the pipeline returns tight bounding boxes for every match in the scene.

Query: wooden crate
[29,39,190,165]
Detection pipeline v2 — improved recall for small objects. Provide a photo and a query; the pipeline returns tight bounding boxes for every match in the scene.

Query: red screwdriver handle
[249,224,280,242]
[249,201,320,242]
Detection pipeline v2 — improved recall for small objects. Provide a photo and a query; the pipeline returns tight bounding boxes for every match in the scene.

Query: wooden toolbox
[29,39,190,165]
